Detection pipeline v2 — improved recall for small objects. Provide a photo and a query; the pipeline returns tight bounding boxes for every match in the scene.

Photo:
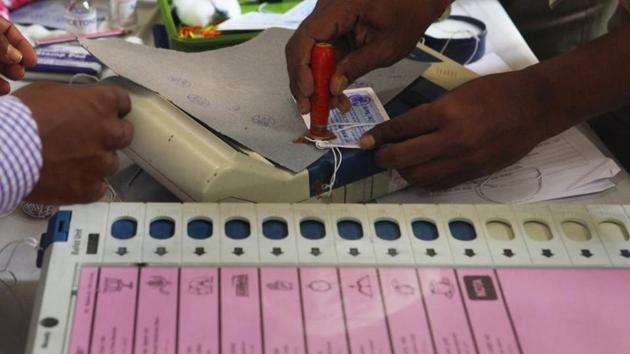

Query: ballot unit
[26,202,630,354]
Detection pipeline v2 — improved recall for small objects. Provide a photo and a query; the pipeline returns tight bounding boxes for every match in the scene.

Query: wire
[321,147,343,196]
[436,29,481,65]
[304,136,343,196]
[0,237,38,339]
[0,238,38,286]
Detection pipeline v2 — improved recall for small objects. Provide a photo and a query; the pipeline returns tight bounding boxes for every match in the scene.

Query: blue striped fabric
[0,95,42,215]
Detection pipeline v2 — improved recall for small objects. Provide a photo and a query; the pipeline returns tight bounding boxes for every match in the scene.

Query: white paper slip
[466,52,512,76]
[218,0,316,31]
[218,12,302,31]
[301,87,390,149]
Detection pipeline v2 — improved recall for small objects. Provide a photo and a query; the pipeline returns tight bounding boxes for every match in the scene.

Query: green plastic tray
[158,0,301,52]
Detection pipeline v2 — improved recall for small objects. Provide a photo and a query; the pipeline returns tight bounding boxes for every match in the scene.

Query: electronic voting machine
[26,202,630,353]
[112,42,476,204]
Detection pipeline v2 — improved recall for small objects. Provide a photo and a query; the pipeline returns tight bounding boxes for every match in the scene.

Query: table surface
[2,1,629,353]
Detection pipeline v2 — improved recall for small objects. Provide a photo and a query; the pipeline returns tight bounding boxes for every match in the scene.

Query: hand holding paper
[360,69,558,190]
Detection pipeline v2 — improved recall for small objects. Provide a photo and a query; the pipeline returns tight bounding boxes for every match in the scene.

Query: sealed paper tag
[302,87,390,149]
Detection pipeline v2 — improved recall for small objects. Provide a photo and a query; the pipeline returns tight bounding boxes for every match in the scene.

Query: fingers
[359,104,440,149]
[330,93,351,112]
[111,85,132,118]
[101,118,134,150]
[92,84,131,117]
[286,29,315,113]
[0,29,26,80]
[397,157,472,188]
[0,77,9,95]
[0,17,36,67]
[73,180,108,203]
[331,42,389,96]
[2,62,25,80]
[89,181,108,201]
[374,132,449,169]
[98,152,121,177]
[0,33,22,64]
[25,173,107,205]
[286,1,363,113]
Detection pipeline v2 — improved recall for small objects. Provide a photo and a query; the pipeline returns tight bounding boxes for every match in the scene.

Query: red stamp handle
[307,43,336,140]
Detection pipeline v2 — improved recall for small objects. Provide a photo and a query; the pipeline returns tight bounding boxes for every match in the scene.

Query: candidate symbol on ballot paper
[391,279,415,296]
[267,280,293,291]
[188,276,214,296]
[307,280,332,292]
[464,276,497,301]
[147,275,172,295]
[102,277,133,293]
[349,275,373,298]
[232,274,250,297]
[429,277,455,299]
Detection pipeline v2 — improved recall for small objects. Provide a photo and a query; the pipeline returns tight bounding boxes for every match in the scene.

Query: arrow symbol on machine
[233,247,245,256]
[155,247,167,256]
[502,249,515,258]
[542,249,554,258]
[271,247,283,256]
[387,248,399,257]
[116,247,128,256]
[464,249,476,258]
[581,249,593,258]
[349,248,360,257]
[310,247,322,256]
[194,247,206,256]
[620,249,630,258]
[426,248,437,257]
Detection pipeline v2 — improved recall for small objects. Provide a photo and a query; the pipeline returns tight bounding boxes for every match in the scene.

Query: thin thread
[0,238,38,337]
[0,276,27,341]
[304,123,376,196]
[0,238,38,280]
[304,136,343,196]
[321,147,342,196]
[436,29,481,65]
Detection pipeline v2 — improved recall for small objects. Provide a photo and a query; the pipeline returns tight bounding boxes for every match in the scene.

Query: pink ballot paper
[69,266,630,354]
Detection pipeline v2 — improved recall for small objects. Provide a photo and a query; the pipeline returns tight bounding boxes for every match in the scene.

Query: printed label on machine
[66,266,630,354]
[301,87,390,149]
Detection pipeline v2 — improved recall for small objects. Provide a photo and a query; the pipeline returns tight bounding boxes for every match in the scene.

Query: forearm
[0,96,42,215]
[524,22,630,133]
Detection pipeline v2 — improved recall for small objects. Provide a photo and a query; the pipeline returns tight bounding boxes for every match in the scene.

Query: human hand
[359,71,570,189]
[286,0,451,114]
[0,16,37,94]
[14,82,133,204]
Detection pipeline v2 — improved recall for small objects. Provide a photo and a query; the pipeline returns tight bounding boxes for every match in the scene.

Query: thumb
[359,104,439,149]
[330,42,390,95]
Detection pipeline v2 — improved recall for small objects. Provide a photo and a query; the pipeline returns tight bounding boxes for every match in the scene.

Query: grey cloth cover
[81,28,430,172]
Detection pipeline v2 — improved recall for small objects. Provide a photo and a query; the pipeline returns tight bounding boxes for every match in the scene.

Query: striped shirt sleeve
[0,95,42,215]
